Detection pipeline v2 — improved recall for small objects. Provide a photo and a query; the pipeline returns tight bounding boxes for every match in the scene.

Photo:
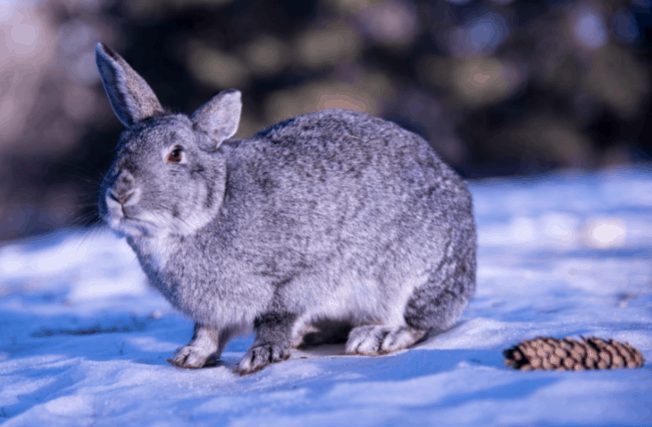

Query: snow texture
[1,166,651,426]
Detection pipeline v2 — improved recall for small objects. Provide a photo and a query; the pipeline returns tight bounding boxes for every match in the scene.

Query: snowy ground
[1,166,651,426]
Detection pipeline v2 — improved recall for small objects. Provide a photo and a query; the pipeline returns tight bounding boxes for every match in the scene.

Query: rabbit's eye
[166,146,184,164]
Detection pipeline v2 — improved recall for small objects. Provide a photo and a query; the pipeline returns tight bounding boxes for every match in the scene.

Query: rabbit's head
[95,43,240,238]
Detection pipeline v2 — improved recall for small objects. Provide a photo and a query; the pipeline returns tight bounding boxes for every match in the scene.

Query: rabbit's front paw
[168,345,217,369]
[237,343,290,375]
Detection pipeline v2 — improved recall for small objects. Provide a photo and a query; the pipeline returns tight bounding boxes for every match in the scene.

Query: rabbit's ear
[191,89,241,147]
[95,43,163,127]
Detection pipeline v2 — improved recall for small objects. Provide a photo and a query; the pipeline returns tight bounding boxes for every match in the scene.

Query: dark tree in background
[0,0,650,240]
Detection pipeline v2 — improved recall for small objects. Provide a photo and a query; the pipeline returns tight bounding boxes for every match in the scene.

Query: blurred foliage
[0,0,651,240]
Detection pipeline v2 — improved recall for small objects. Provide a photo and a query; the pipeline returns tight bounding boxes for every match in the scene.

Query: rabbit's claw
[168,345,216,369]
[237,343,290,375]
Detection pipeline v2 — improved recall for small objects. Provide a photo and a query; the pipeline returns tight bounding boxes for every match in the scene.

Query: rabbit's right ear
[95,43,163,127]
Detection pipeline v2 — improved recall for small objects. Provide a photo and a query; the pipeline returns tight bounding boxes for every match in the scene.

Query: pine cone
[504,337,645,371]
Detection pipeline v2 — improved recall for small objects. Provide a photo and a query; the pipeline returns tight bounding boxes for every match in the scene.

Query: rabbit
[95,42,476,374]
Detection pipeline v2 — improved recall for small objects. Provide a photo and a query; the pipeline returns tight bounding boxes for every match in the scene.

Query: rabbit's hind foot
[345,325,426,355]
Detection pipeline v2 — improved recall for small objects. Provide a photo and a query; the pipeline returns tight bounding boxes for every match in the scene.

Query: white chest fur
[138,235,179,272]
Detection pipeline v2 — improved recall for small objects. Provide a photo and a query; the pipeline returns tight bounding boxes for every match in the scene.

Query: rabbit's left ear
[191,89,242,148]
[95,42,163,127]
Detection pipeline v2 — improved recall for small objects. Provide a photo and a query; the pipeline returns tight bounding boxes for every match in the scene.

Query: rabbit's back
[224,108,471,238]
[251,109,465,197]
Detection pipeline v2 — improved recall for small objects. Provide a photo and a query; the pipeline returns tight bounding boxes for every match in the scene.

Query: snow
[1,165,651,426]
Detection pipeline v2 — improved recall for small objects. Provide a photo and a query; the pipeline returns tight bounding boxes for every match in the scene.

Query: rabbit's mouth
[105,211,157,238]
[102,200,158,238]
[102,185,159,237]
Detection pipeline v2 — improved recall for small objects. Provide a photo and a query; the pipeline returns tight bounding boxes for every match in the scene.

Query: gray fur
[96,45,476,374]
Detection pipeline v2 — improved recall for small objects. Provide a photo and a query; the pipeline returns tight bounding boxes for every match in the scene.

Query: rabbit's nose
[108,170,139,206]
[108,188,136,205]
[116,170,135,188]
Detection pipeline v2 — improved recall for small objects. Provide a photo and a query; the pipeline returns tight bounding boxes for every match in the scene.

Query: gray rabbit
[95,43,476,374]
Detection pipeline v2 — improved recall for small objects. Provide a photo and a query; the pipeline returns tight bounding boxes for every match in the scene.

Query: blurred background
[0,0,650,241]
